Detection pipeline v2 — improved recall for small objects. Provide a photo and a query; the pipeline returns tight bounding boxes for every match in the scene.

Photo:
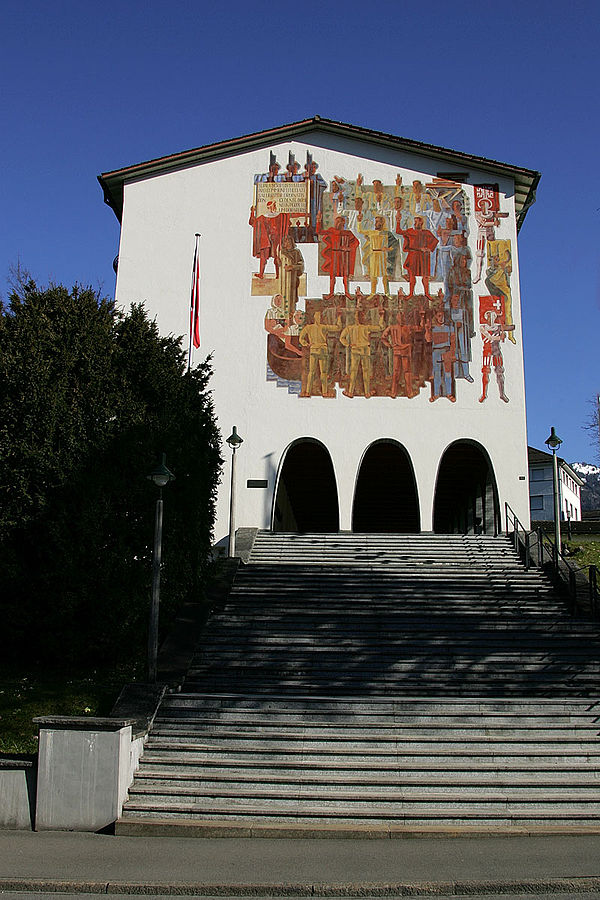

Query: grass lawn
[564,535,600,572]
[0,659,145,755]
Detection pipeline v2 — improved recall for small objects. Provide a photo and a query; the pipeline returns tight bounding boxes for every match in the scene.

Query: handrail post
[569,569,577,616]
[524,531,530,571]
[537,527,544,567]
[590,565,598,617]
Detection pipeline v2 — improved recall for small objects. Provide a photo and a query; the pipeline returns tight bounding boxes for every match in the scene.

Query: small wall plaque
[247,479,268,489]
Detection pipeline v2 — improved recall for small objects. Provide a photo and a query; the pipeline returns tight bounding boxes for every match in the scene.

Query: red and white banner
[189,234,201,368]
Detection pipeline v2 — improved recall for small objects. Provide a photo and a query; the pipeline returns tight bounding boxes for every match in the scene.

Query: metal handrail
[536,523,579,614]
[504,503,532,571]
[505,502,598,617]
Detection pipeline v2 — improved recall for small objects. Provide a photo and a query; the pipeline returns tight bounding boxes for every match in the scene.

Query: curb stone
[3,878,600,896]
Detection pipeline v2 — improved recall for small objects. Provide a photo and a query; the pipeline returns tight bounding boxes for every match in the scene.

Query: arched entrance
[352,441,420,533]
[433,440,499,534]
[272,439,339,532]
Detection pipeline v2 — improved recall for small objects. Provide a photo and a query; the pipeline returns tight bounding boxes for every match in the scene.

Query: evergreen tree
[0,279,222,666]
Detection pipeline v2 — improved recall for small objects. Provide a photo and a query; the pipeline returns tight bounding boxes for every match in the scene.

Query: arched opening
[352,441,420,533]
[433,441,499,534]
[272,439,339,533]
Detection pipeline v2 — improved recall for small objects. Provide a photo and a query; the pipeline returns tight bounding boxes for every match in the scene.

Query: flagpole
[188,233,201,373]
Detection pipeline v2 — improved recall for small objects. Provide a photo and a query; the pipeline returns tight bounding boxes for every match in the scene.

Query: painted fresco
[478,295,514,403]
[473,183,515,344]
[250,154,516,402]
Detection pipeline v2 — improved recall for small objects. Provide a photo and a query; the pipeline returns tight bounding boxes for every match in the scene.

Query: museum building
[99,118,540,546]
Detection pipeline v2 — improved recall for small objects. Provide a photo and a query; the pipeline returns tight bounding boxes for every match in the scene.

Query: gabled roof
[528,446,585,486]
[528,446,554,466]
[98,116,540,228]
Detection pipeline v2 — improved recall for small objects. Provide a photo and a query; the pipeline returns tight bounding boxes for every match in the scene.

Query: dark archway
[433,441,499,534]
[272,439,339,532]
[352,441,420,533]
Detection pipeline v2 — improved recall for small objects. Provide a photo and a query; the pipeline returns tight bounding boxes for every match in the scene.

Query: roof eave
[98,117,540,227]
[559,461,585,486]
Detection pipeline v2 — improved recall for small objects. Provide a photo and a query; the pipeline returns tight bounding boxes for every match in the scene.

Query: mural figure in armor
[302,152,327,242]
[479,295,515,403]
[473,184,508,283]
[285,152,303,182]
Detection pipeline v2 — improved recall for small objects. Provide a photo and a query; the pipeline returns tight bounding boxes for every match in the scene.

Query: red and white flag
[189,235,201,363]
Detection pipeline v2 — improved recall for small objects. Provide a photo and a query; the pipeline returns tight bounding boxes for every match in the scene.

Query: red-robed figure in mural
[317,213,359,299]
[249,201,290,279]
[396,215,438,298]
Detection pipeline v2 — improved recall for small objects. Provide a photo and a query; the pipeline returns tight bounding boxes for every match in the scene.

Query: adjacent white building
[99,118,539,545]
[528,446,584,523]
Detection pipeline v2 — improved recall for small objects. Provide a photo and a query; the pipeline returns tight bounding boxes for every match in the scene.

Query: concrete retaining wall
[0,758,36,829]
[31,684,166,832]
[34,717,138,832]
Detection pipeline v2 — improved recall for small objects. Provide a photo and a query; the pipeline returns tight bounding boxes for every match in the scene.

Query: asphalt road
[2,831,600,896]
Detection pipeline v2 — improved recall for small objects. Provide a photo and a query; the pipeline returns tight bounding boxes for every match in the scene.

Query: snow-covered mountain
[571,462,600,511]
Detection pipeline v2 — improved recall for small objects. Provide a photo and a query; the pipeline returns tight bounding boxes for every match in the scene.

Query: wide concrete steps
[191,534,599,698]
[120,696,600,833]
[247,533,522,565]
[119,533,600,835]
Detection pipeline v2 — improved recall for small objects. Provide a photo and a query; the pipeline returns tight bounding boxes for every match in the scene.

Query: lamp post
[146,453,175,682]
[226,426,243,557]
[545,426,562,560]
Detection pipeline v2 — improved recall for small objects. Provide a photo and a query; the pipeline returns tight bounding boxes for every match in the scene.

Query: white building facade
[528,447,584,523]
[99,119,539,545]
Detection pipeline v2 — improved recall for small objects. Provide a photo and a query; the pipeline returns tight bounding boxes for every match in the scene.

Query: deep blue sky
[2,0,598,463]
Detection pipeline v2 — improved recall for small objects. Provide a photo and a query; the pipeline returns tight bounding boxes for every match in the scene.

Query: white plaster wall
[560,471,582,521]
[114,131,531,541]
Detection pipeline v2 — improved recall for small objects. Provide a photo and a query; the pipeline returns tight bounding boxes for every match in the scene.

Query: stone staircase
[118,532,600,835]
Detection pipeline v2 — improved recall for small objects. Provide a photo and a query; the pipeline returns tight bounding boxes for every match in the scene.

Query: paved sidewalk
[1,831,600,895]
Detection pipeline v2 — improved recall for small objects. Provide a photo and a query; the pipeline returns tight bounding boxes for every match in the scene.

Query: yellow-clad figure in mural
[340,310,384,398]
[486,240,515,344]
[357,214,398,297]
[299,311,340,398]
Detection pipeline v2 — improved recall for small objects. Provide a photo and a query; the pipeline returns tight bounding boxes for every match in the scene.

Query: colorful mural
[250,154,516,402]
